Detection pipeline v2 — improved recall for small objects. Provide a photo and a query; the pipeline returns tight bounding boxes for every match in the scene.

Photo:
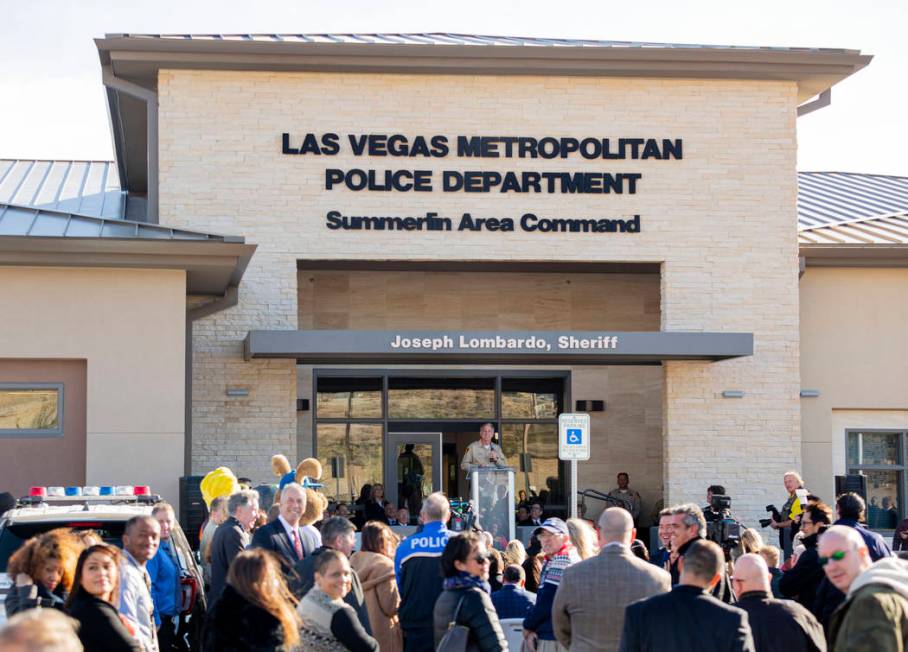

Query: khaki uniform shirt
[461,441,508,470]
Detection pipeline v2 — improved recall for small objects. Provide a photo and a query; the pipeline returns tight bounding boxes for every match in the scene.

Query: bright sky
[1,0,905,175]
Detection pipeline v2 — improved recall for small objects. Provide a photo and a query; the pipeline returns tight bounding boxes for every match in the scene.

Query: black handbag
[436,593,470,652]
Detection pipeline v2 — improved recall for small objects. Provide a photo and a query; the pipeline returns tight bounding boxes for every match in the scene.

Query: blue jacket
[491,584,536,620]
[834,519,893,561]
[394,521,453,637]
[147,539,180,623]
[650,547,670,570]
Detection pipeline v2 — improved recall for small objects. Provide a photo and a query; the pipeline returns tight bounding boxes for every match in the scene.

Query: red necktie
[292,528,303,559]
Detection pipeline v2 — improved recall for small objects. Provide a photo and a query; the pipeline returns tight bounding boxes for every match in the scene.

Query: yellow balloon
[200,466,239,508]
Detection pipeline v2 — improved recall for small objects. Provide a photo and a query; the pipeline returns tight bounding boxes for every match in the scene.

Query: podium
[468,465,516,549]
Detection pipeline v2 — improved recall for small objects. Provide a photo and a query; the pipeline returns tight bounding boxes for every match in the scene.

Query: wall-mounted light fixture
[575,400,606,412]
[721,390,745,399]
[226,387,250,397]
[800,389,821,398]
[297,399,310,412]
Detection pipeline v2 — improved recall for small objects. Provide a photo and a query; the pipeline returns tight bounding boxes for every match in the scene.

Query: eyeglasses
[818,550,847,566]
[472,554,491,564]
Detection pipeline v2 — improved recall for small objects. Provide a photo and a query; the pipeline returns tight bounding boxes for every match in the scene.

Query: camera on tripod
[705,494,742,555]
[759,504,783,529]
[449,498,475,532]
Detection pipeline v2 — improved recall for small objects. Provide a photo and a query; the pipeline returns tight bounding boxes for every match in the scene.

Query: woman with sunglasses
[433,532,508,652]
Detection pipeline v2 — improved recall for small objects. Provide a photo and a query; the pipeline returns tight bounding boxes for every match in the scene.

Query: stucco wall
[158,70,801,523]
[0,267,186,505]
[800,267,908,501]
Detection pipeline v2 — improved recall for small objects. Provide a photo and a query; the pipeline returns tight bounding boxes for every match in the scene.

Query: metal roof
[797,172,908,229]
[0,203,236,241]
[0,160,125,219]
[104,32,859,54]
[798,213,908,245]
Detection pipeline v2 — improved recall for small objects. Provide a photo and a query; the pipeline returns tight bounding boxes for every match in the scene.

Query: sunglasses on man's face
[473,553,492,564]
[818,550,848,566]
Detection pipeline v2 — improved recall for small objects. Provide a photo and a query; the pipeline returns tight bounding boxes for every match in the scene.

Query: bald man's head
[732,553,771,597]
[819,525,871,592]
[598,507,635,547]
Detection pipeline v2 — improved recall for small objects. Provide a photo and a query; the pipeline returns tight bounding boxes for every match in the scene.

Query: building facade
[3,35,892,530]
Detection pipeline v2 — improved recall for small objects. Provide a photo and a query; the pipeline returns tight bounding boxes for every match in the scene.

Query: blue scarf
[443,571,491,594]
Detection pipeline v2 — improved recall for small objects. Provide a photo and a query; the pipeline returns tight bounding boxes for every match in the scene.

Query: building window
[0,384,64,437]
[847,430,906,528]
[313,372,566,509]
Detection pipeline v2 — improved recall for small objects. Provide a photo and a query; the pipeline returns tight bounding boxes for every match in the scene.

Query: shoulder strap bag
[436,592,470,652]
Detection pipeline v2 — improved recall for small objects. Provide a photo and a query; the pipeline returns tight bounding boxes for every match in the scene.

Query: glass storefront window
[501,423,562,505]
[317,423,383,502]
[0,386,61,433]
[316,377,382,419]
[502,378,560,419]
[847,429,907,526]
[863,470,901,529]
[388,378,495,419]
[865,432,901,466]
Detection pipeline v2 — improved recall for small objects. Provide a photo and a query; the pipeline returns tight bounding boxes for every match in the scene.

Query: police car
[0,485,206,646]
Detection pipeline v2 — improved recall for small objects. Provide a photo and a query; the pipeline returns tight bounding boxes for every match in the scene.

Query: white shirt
[278,515,302,545]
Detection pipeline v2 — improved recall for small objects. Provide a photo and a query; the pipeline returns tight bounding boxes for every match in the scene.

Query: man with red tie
[250,482,320,593]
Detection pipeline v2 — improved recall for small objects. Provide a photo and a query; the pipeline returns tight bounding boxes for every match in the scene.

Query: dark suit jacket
[491,584,536,620]
[294,545,373,635]
[250,518,319,562]
[620,585,755,652]
[208,516,249,609]
[735,591,825,652]
[67,592,143,652]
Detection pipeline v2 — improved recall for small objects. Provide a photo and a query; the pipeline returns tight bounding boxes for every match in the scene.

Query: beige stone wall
[299,270,660,330]
[800,267,908,501]
[158,70,800,523]
[0,267,186,506]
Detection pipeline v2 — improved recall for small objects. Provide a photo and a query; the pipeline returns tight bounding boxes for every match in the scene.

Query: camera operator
[768,471,806,560]
[667,503,735,603]
[703,485,726,522]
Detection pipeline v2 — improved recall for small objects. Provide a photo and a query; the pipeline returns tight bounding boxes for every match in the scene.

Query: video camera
[705,494,742,555]
[449,498,475,532]
[759,505,783,529]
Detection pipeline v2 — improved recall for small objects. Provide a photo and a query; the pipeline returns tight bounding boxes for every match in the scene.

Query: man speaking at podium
[461,422,509,470]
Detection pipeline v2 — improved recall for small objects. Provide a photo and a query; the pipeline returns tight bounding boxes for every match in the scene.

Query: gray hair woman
[298,549,379,651]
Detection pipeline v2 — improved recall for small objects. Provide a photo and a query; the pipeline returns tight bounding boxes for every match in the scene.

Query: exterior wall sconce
[721,390,745,399]
[800,389,821,398]
[575,400,605,412]
[226,387,250,397]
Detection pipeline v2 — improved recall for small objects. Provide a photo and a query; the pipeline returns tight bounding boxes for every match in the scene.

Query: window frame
[0,382,65,438]
[846,428,908,524]
[311,369,569,505]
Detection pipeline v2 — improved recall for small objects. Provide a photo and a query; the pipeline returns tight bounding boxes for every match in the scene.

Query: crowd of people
[4,471,908,652]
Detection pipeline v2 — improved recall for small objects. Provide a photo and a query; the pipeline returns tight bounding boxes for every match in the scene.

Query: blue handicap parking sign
[567,428,583,445]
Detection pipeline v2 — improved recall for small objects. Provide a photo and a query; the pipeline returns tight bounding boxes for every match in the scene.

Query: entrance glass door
[385,432,442,516]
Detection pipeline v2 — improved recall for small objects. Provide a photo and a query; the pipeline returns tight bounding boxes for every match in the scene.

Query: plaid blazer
[552,544,671,652]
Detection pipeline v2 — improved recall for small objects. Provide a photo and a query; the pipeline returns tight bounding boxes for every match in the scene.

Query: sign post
[559,413,591,520]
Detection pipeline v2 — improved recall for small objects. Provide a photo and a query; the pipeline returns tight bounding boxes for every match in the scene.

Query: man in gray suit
[552,508,671,651]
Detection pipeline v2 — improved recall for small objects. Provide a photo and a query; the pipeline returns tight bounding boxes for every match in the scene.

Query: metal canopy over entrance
[247,329,753,364]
